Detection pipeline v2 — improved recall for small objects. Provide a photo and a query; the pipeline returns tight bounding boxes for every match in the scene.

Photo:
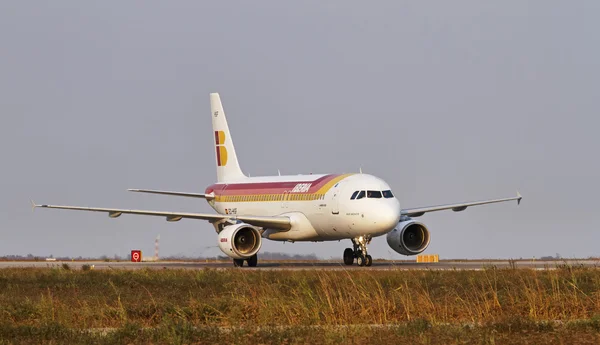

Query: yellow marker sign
[416,254,439,263]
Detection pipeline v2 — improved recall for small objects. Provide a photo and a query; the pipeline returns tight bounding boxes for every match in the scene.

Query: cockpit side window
[367,190,382,198]
[382,190,394,198]
[356,191,366,199]
[350,191,359,200]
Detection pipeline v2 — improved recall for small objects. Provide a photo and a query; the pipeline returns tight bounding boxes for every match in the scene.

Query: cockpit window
[356,191,366,199]
[382,190,394,198]
[367,190,382,198]
[350,191,359,200]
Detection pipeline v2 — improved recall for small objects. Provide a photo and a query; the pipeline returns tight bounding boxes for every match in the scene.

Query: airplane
[33,93,522,267]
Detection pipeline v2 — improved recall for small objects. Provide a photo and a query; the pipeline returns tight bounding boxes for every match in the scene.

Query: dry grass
[1,265,600,343]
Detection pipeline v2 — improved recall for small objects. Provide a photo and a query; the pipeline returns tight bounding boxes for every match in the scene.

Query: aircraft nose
[376,200,401,231]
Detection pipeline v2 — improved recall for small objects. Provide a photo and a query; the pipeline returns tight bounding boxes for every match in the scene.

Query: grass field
[1,265,600,344]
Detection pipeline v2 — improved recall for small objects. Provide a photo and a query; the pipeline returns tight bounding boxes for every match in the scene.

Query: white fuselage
[205,173,401,241]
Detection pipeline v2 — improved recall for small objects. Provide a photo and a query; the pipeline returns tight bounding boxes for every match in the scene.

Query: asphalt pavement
[0,259,596,270]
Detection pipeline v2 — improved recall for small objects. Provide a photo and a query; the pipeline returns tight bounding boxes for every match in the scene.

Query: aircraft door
[331,184,340,215]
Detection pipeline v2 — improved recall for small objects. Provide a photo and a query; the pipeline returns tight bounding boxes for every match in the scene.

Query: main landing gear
[233,254,258,267]
[343,236,373,267]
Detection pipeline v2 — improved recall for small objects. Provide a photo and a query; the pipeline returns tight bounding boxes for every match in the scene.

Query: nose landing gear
[343,236,372,267]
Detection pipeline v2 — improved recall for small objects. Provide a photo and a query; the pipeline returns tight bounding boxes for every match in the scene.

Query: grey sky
[1,1,598,259]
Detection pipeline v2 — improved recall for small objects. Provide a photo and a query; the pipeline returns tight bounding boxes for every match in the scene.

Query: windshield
[382,190,394,198]
[367,190,382,198]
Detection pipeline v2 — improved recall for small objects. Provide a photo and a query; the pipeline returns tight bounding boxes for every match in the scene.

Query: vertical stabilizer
[210,93,246,182]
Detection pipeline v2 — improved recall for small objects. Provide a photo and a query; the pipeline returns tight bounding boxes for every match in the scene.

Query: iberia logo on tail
[215,130,228,166]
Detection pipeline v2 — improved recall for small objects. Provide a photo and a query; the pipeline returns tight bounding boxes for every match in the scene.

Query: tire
[343,248,354,265]
[357,254,366,267]
[365,255,372,267]
[247,254,258,267]
[233,259,244,267]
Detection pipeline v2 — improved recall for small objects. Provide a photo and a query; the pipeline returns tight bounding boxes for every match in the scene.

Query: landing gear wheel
[357,254,366,267]
[365,255,372,267]
[233,259,244,267]
[343,248,354,265]
[351,235,373,268]
[246,254,258,267]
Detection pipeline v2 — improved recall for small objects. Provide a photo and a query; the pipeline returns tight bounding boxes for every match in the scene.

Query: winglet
[30,199,37,212]
[517,191,522,205]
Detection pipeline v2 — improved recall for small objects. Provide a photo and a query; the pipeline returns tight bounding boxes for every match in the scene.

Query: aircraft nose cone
[377,201,401,231]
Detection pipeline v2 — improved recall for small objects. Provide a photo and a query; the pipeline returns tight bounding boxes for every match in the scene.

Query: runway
[0,259,597,270]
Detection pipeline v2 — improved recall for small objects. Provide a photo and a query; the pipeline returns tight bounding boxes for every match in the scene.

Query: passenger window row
[220,194,325,202]
[350,190,394,200]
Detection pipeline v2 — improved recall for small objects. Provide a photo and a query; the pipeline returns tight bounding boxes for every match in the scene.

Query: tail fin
[210,93,246,182]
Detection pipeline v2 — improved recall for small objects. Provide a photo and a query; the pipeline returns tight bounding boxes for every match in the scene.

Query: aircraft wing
[32,202,291,230]
[401,192,522,217]
[128,189,214,200]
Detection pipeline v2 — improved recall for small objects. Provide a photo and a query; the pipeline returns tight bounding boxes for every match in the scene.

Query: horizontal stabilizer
[128,189,214,200]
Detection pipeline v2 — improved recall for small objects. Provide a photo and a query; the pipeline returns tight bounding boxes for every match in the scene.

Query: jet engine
[218,223,262,259]
[386,220,430,256]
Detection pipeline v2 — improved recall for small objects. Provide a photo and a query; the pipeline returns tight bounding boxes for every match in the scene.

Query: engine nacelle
[218,223,262,259]
[386,220,431,256]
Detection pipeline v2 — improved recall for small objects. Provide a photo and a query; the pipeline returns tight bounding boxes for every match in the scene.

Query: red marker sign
[131,250,142,262]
